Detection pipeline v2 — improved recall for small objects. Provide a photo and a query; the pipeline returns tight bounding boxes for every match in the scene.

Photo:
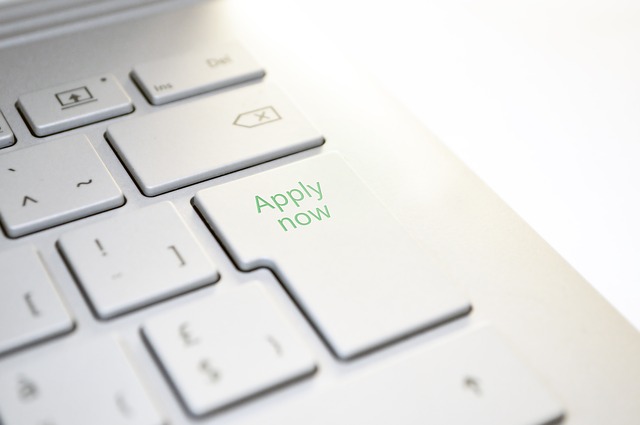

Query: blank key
[194,153,471,360]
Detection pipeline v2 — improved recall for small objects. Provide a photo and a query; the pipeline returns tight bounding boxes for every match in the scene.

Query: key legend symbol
[95,239,107,256]
[463,376,483,396]
[55,86,97,109]
[17,376,39,401]
[233,106,281,128]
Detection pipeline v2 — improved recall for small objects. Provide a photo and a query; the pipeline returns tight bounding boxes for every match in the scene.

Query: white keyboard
[0,36,568,424]
[7,0,640,422]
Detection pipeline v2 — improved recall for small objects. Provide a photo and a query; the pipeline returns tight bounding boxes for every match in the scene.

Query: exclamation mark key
[57,202,219,319]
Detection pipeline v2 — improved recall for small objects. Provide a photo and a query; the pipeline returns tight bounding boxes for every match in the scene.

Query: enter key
[194,153,471,360]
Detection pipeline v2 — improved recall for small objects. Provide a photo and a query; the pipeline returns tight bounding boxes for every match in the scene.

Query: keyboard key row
[2,150,467,363]
[13,42,264,137]
[0,285,316,424]
[0,202,218,357]
[0,321,564,425]
[2,151,470,363]
[1,83,321,237]
[0,197,563,423]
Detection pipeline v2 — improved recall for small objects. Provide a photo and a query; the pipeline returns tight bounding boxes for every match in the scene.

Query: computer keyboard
[0,38,565,423]
[3,1,639,423]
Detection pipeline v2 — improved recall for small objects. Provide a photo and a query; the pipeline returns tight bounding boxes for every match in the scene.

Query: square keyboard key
[142,283,316,416]
[0,338,163,425]
[0,135,124,238]
[58,202,219,319]
[17,74,133,137]
[0,245,73,355]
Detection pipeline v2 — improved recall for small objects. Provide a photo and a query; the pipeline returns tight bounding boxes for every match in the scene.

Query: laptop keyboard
[0,41,565,424]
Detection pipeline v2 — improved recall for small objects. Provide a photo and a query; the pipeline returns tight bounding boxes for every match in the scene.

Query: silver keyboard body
[0,0,639,423]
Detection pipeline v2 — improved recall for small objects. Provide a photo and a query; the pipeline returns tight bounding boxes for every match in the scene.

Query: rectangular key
[194,153,471,360]
[132,42,265,105]
[237,327,565,425]
[0,245,74,355]
[58,202,219,319]
[17,74,133,136]
[142,283,316,416]
[0,110,15,148]
[106,83,323,196]
[0,338,163,425]
[0,134,124,237]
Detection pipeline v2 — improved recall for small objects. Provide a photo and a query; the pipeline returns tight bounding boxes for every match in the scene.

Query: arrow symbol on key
[464,376,483,396]
[22,195,38,206]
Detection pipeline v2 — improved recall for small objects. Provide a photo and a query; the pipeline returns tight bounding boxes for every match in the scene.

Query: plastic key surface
[132,42,265,105]
[142,283,316,416]
[107,83,323,196]
[0,245,74,356]
[58,202,219,319]
[17,74,133,136]
[0,110,15,148]
[0,134,124,238]
[236,326,565,425]
[0,338,163,425]
[194,153,471,360]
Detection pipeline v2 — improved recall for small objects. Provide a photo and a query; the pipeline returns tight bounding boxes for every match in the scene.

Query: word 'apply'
[255,181,331,232]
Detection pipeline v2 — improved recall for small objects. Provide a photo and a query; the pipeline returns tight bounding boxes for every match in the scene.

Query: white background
[297,0,640,330]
